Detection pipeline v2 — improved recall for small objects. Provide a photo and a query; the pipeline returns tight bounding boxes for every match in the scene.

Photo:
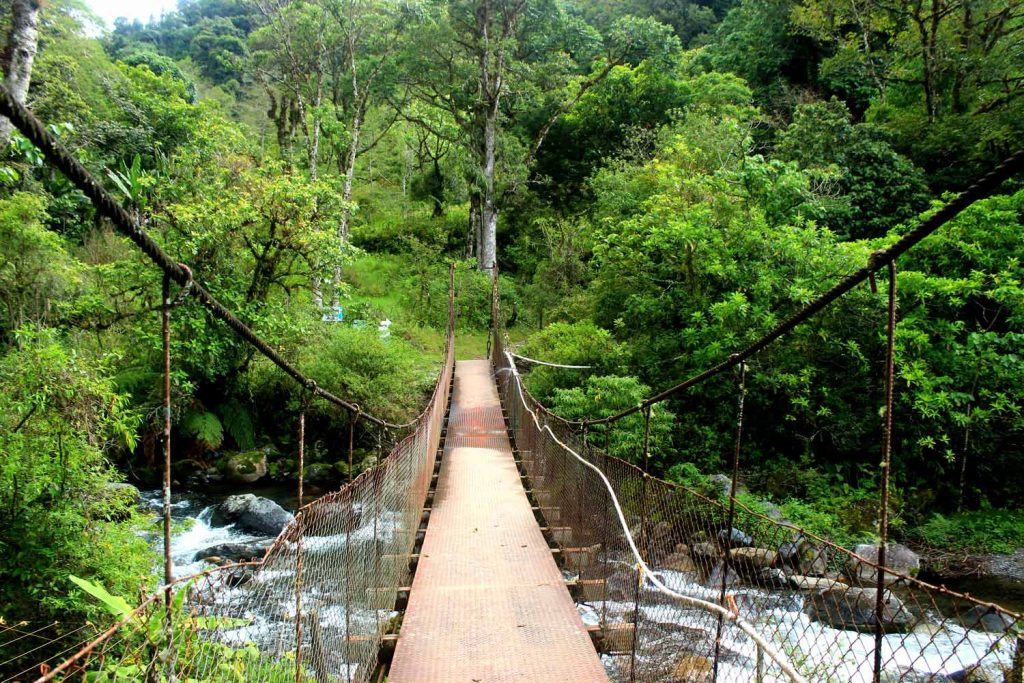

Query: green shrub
[0,327,153,627]
[517,320,627,401]
[551,375,675,471]
[909,509,1024,554]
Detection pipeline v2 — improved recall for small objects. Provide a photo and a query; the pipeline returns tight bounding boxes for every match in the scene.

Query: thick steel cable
[505,352,810,683]
[562,149,1024,427]
[0,86,409,430]
[713,361,746,681]
[873,262,898,682]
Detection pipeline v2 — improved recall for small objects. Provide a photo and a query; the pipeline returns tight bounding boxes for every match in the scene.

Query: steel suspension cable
[560,149,1024,428]
[0,86,409,430]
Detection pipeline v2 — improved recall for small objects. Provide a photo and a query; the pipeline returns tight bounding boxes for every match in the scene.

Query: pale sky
[86,0,180,31]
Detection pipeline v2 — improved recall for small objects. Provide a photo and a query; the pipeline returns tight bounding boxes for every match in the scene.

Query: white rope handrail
[504,351,809,683]
[510,352,594,369]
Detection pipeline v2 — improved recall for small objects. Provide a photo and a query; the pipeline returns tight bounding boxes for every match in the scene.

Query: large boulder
[849,543,920,586]
[805,585,915,632]
[777,536,829,576]
[211,494,294,536]
[194,540,273,563]
[959,605,1016,633]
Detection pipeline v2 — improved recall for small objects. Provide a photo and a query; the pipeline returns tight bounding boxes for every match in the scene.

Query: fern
[219,399,256,450]
[181,410,224,450]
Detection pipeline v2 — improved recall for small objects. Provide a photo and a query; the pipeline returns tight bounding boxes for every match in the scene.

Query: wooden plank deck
[388,360,609,683]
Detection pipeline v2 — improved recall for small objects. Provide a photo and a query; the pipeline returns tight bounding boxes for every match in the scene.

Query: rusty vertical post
[294,409,306,683]
[873,262,898,683]
[160,273,175,674]
[298,411,306,508]
[348,415,356,485]
[1012,633,1024,683]
[344,497,353,683]
[628,407,653,683]
[714,361,746,682]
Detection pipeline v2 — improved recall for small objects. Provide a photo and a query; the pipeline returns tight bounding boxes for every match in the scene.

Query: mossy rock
[219,450,268,484]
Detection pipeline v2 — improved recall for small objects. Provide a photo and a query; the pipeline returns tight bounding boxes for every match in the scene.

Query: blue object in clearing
[321,305,344,322]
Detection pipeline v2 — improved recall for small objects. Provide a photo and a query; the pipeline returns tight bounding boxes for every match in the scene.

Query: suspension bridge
[0,88,1023,683]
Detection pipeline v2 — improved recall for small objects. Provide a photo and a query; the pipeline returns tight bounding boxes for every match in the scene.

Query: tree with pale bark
[400,0,678,270]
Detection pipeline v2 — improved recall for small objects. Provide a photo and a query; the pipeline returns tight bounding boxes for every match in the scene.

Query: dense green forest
[0,0,1022,636]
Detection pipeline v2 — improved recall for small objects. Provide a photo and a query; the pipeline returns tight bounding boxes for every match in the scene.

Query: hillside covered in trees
[0,0,1022,641]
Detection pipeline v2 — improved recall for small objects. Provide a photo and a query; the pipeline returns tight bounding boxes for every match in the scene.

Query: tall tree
[322,0,413,305]
[0,0,41,146]
[402,0,677,270]
[795,0,1024,122]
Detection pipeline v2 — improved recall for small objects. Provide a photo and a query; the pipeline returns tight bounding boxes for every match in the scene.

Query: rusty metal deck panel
[389,360,608,683]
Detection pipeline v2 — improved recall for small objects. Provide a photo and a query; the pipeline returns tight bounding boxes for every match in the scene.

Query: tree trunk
[331,108,362,308]
[478,109,498,271]
[0,0,40,147]
[467,193,480,258]
[431,157,444,217]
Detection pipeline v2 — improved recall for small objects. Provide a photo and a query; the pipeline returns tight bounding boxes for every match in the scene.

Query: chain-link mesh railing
[494,333,1024,683]
[31,276,455,683]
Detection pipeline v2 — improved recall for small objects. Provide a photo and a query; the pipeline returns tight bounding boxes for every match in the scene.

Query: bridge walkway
[388,359,608,683]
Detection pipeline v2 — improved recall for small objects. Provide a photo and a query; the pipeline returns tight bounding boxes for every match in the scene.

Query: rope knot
[866,251,886,294]
[867,250,886,271]
[302,381,319,406]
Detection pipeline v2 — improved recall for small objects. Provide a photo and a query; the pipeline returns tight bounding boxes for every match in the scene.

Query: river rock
[648,521,677,563]
[194,540,273,563]
[805,586,915,631]
[947,666,1006,682]
[730,547,777,570]
[211,494,294,536]
[303,463,335,486]
[662,549,696,573]
[606,567,639,601]
[882,670,955,682]
[789,575,840,592]
[709,474,742,499]
[669,655,712,683]
[717,527,753,549]
[220,450,268,484]
[849,543,920,586]
[300,498,361,535]
[755,567,790,589]
[777,536,829,576]
[706,562,740,588]
[959,605,1016,633]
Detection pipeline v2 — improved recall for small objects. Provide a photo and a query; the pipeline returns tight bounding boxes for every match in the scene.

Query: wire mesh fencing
[494,339,1024,683]
[31,297,455,683]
